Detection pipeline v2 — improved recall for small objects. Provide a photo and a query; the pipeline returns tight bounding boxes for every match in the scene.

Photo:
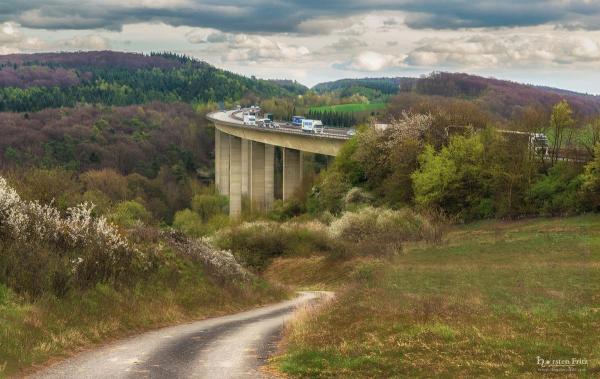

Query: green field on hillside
[274,215,600,377]
[309,103,386,113]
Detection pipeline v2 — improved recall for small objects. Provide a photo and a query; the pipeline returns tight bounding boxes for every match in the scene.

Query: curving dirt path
[30,291,329,379]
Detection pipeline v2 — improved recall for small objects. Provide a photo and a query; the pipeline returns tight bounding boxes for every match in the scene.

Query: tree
[549,100,575,165]
[412,134,493,220]
[577,117,600,158]
[581,143,600,210]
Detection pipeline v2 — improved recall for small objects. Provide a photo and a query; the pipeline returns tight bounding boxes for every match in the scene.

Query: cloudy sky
[3,1,600,93]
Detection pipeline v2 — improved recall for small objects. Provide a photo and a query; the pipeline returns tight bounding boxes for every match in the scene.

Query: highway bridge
[207,109,351,217]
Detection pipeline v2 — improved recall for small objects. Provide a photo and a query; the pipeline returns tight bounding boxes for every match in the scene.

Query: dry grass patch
[275,215,600,377]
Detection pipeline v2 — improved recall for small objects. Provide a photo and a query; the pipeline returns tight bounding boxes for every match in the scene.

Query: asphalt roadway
[30,292,330,379]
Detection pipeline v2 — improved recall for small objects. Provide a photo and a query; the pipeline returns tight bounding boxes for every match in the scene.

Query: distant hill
[312,77,416,101]
[412,72,600,119]
[267,79,308,95]
[0,51,299,112]
[0,102,213,177]
[313,72,600,119]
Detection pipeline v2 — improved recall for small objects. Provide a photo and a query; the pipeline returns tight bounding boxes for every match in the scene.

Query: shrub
[191,193,228,221]
[109,200,152,227]
[173,209,205,237]
[0,176,142,296]
[9,167,82,210]
[162,230,252,283]
[268,199,306,221]
[412,135,493,221]
[328,207,441,255]
[80,169,129,202]
[581,143,600,211]
[214,221,335,270]
[528,162,584,215]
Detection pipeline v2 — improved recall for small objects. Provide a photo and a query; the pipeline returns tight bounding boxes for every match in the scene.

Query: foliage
[313,113,433,213]
[0,102,212,178]
[548,100,575,165]
[412,135,493,220]
[329,207,441,254]
[581,143,600,210]
[305,108,357,128]
[191,192,229,221]
[109,200,152,227]
[0,51,300,112]
[313,77,413,100]
[214,221,336,270]
[0,176,138,296]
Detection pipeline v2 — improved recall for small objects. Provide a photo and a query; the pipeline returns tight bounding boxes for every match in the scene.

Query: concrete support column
[215,129,221,191]
[250,141,265,210]
[241,139,249,196]
[229,136,242,218]
[283,148,303,201]
[264,144,275,210]
[218,132,230,196]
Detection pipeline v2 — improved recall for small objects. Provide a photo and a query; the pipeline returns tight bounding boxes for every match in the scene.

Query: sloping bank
[0,177,284,377]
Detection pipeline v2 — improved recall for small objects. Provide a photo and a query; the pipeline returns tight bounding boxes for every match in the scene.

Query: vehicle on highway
[243,113,256,125]
[530,133,549,156]
[257,118,273,128]
[292,115,304,127]
[346,129,356,136]
[301,119,324,134]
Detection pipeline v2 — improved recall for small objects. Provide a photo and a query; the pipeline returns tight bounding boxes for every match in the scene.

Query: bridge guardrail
[213,110,351,141]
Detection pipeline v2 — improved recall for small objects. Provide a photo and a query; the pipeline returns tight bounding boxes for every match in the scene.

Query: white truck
[301,119,324,134]
[257,118,273,128]
[243,113,256,126]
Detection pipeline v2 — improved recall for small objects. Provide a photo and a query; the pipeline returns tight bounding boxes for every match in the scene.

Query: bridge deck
[207,110,352,141]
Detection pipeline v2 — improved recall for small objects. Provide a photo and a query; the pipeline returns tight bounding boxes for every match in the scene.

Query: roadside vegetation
[309,101,600,222]
[0,175,283,376]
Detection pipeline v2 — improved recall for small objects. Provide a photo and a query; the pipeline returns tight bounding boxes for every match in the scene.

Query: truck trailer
[301,119,324,134]
[243,113,256,126]
[292,116,304,127]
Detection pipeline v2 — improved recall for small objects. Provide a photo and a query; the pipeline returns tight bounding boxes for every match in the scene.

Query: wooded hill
[0,51,301,112]
[313,72,600,119]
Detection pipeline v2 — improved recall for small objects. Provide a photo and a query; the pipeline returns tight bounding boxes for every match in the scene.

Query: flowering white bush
[164,230,252,282]
[0,176,135,283]
[0,177,21,224]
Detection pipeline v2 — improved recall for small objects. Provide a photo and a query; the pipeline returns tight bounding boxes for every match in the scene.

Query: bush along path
[0,176,285,376]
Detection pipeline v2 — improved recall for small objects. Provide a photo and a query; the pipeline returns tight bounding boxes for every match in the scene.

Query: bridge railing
[226,110,351,140]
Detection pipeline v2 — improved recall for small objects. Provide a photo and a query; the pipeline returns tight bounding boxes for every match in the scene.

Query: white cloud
[56,34,111,50]
[187,30,228,44]
[405,34,600,68]
[338,51,404,71]
[325,37,367,52]
[0,22,46,54]
[191,32,311,64]
[222,34,310,63]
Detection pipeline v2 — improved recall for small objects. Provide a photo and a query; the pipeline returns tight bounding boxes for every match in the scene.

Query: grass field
[309,103,386,113]
[274,215,600,377]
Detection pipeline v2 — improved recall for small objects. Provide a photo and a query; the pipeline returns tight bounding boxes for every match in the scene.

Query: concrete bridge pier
[228,136,242,217]
[209,109,348,218]
[218,131,230,196]
[283,148,303,202]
